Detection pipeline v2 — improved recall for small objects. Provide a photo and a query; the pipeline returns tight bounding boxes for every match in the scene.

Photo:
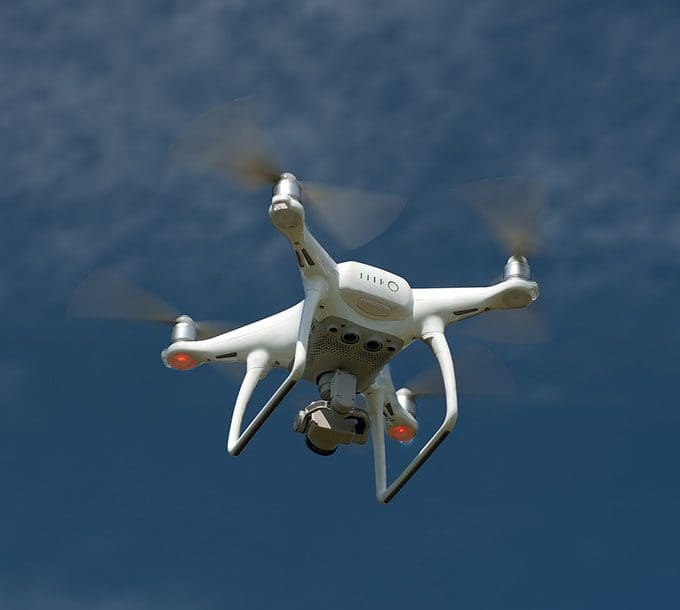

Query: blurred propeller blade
[456,308,548,344]
[194,321,234,340]
[174,100,405,249]
[455,177,544,257]
[69,270,234,339]
[405,369,443,398]
[173,99,282,188]
[406,343,518,399]
[69,270,179,325]
[303,182,406,249]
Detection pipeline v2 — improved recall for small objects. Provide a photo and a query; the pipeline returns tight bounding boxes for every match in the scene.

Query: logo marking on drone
[359,272,399,293]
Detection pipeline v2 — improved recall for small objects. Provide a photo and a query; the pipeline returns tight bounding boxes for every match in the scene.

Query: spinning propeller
[403,343,518,400]
[455,177,548,344]
[68,270,232,340]
[456,177,543,259]
[173,100,406,249]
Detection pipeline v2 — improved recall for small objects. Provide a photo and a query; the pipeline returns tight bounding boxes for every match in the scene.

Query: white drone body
[160,173,540,503]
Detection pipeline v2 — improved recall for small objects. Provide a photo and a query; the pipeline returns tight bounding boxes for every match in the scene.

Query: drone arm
[295,227,338,279]
[369,329,458,503]
[269,192,338,284]
[413,278,539,327]
[226,279,325,456]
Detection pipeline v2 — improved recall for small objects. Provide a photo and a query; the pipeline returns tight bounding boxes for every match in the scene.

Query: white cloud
[3,0,679,319]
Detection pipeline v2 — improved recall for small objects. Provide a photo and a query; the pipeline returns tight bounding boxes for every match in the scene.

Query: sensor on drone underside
[303,316,403,392]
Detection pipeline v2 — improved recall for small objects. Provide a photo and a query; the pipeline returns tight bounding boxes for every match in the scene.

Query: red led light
[167,352,197,370]
[387,425,416,442]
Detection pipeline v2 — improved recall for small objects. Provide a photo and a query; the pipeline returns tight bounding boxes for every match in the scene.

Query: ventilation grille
[304,317,403,391]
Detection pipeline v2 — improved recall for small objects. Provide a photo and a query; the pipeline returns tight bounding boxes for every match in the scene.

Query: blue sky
[2,1,680,608]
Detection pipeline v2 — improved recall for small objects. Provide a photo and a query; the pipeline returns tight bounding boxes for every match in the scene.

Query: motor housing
[170,315,197,343]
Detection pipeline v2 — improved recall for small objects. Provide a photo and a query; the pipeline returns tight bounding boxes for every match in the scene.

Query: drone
[72,103,542,503]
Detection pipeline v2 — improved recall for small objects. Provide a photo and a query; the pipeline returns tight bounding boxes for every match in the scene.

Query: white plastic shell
[157,180,541,503]
[337,261,413,320]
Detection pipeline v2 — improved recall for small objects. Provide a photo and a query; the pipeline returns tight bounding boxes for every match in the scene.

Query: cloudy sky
[2,1,680,608]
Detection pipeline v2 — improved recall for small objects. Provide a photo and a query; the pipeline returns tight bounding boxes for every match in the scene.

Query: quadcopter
[72,103,542,503]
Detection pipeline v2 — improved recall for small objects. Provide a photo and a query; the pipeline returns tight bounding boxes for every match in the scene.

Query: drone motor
[503,255,532,281]
[170,315,198,343]
[269,173,304,231]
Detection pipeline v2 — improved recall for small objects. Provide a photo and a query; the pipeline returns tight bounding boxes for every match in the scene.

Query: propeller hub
[272,172,302,202]
[171,315,197,343]
[504,255,532,281]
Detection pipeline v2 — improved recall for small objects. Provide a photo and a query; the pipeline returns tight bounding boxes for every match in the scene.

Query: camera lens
[305,435,337,456]
[341,332,359,344]
[364,340,383,352]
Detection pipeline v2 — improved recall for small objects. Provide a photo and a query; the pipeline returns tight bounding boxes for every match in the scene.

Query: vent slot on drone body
[301,249,315,266]
[454,308,478,316]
